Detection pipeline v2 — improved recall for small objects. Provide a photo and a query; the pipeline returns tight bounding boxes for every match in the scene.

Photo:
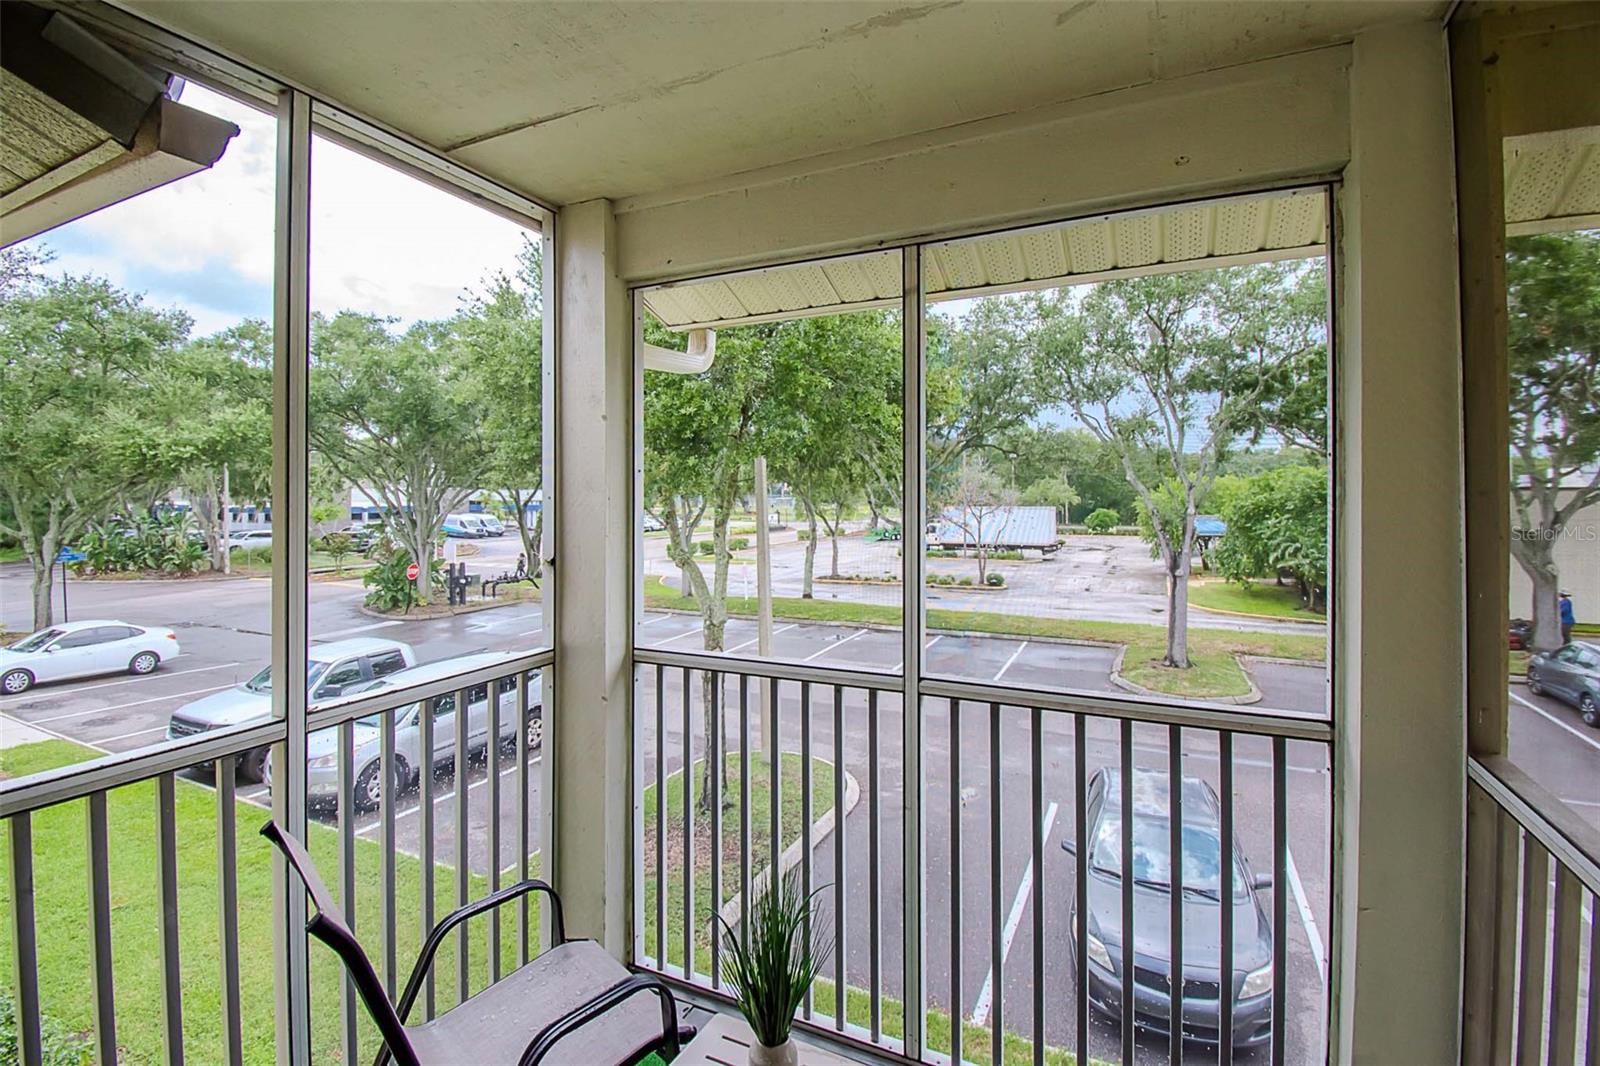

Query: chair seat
[405,940,666,1065]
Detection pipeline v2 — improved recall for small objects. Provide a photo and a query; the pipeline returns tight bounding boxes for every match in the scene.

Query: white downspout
[641,327,715,374]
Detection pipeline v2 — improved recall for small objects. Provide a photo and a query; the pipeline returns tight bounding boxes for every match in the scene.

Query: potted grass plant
[716,867,834,1066]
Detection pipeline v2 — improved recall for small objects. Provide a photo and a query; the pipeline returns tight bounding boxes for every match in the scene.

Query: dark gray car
[1063,767,1274,1050]
[1528,640,1600,726]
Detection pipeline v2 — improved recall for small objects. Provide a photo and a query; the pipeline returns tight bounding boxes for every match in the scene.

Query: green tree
[1213,465,1329,612]
[1506,231,1600,650]
[946,454,1017,584]
[1083,507,1121,533]
[309,312,490,603]
[1018,475,1080,525]
[461,236,546,572]
[0,273,189,629]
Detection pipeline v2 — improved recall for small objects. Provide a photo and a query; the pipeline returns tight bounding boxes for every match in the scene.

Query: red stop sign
[405,562,420,580]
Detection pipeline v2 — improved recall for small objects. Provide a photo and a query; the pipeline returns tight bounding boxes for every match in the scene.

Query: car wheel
[1582,695,1599,728]
[528,706,543,750]
[1,668,33,695]
[1527,670,1543,696]
[353,756,407,813]
[238,747,269,783]
[129,651,160,675]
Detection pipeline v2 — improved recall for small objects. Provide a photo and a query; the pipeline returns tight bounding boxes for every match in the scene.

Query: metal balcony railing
[0,648,552,1066]
[1463,756,1599,1066]
[632,646,1333,1066]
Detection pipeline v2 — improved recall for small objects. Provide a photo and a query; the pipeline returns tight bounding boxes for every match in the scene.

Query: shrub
[958,576,974,586]
[695,537,751,556]
[362,549,442,611]
[319,531,356,573]
[80,512,205,575]
[985,572,1005,587]
[0,990,91,1065]
[1084,508,1121,534]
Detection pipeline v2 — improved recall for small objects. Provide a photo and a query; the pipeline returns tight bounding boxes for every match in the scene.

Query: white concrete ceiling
[122,1,1442,206]
[642,187,1327,330]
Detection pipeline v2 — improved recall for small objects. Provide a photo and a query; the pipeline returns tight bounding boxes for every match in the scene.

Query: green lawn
[644,576,1324,699]
[0,546,22,564]
[1188,578,1324,622]
[642,752,832,972]
[0,740,539,1066]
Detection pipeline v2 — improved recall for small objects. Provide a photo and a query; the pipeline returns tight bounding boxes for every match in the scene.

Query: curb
[717,759,861,930]
[1190,601,1326,626]
[358,592,540,621]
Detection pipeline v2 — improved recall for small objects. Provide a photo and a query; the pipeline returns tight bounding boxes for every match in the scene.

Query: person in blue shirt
[1559,591,1575,645]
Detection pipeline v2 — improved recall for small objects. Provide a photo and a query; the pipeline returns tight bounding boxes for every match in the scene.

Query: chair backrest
[260,821,420,1066]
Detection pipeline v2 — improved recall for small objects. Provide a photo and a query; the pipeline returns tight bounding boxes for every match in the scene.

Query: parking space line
[971,801,1059,1026]
[638,615,674,627]
[357,757,541,836]
[993,641,1029,682]
[726,624,797,654]
[658,626,704,646]
[0,662,240,705]
[1509,689,1600,752]
[802,629,867,662]
[96,724,168,746]
[31,683,237,724]
[892,634,942,673]
[1287,846,1326,982]
[1,711,110,753]
[315,620,404,639]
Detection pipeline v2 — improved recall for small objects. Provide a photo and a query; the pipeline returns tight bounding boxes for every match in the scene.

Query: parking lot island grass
[643,576,1325,700]
[642,752,833,969]
[0,739,539,1066]
[1187,578,1324,622]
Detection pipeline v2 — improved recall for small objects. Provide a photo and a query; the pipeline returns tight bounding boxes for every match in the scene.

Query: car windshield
[244,660,330,694]
[1089,815,1246,895]
[9,629,65,653]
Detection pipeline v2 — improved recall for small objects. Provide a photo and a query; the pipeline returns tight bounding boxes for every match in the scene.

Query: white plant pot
[748,1036,798,1066]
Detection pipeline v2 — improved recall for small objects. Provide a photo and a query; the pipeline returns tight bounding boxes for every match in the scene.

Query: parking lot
[2,559,1594,1062]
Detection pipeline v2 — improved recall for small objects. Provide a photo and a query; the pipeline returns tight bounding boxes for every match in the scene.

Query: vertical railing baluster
[1547,865,1581,1066]
[1219,732,1235,1066]
[455,686,470,1002]
[682,666,695,980]
[1169,725,1184,1066]
[834,684,847,1030]
[868,687,882,1042]
[1586,890,1599,1066]
[156,772,184,1066]
[710,672,724,989]
[1491,812,1520,1063]
[420,688,436,1018]
[337,721,357,1064]
[801,679,814,1018]
[381,706,398,998]
[740,674,752,960]
[655,662,666,969]
[1516,837,1550,1066]
[488,674,503,986]
[1031,707,1044,1066]
[88,792,120,1066]
[950,699,963,1066]
[8,812,42,1066]
[990,702,1003,1066]
[770,678,782,920]
[1074,714,1088,1066]
[1271,737,1287,1066]
[1119,721,1134,1066]
[517,670,532,966]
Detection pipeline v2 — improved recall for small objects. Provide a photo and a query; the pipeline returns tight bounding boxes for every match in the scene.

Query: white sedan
[0,620,180,695]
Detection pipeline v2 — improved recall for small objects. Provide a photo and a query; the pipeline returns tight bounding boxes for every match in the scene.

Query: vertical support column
[539,220,560,952]
[553,198,631,954]
[900,246,926,1058]
[1333,23,1464,1066]
[270,87,312,1066]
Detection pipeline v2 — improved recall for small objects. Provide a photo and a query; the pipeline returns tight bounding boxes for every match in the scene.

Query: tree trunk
[977,547,988,585]
[828,507,842,579]
[1165,551,1192,668]
[801,498,818,598]
[1523,558,1564,652]
[29,553,54,631]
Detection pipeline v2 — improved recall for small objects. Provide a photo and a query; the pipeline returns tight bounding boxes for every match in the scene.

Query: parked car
[642,512,666,533]
[265,653,544,812]
[462,514,505,537]
[1527,640,1600,726]
[442,513,483,538]
[228,528,274,549]
[1509,618,1531,651]
[334,524,381,551]
[166,638,417,779]
[1062,767,1274,1050]
[1,621,179,694]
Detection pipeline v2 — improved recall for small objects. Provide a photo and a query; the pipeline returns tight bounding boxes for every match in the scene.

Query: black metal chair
[261,821,693,1066]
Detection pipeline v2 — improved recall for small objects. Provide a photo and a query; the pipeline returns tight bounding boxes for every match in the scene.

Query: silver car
[167,637,417,780]
[268,653,543,812]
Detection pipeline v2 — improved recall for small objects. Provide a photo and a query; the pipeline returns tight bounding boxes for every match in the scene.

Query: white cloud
[22,82,532,333]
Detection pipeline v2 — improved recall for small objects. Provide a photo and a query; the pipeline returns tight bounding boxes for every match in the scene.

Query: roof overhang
[1504,126,1600,238]
[1,3,238,247]
[642,187,1327,331]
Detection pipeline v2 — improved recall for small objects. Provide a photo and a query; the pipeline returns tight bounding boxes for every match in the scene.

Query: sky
[24,83,532,338]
